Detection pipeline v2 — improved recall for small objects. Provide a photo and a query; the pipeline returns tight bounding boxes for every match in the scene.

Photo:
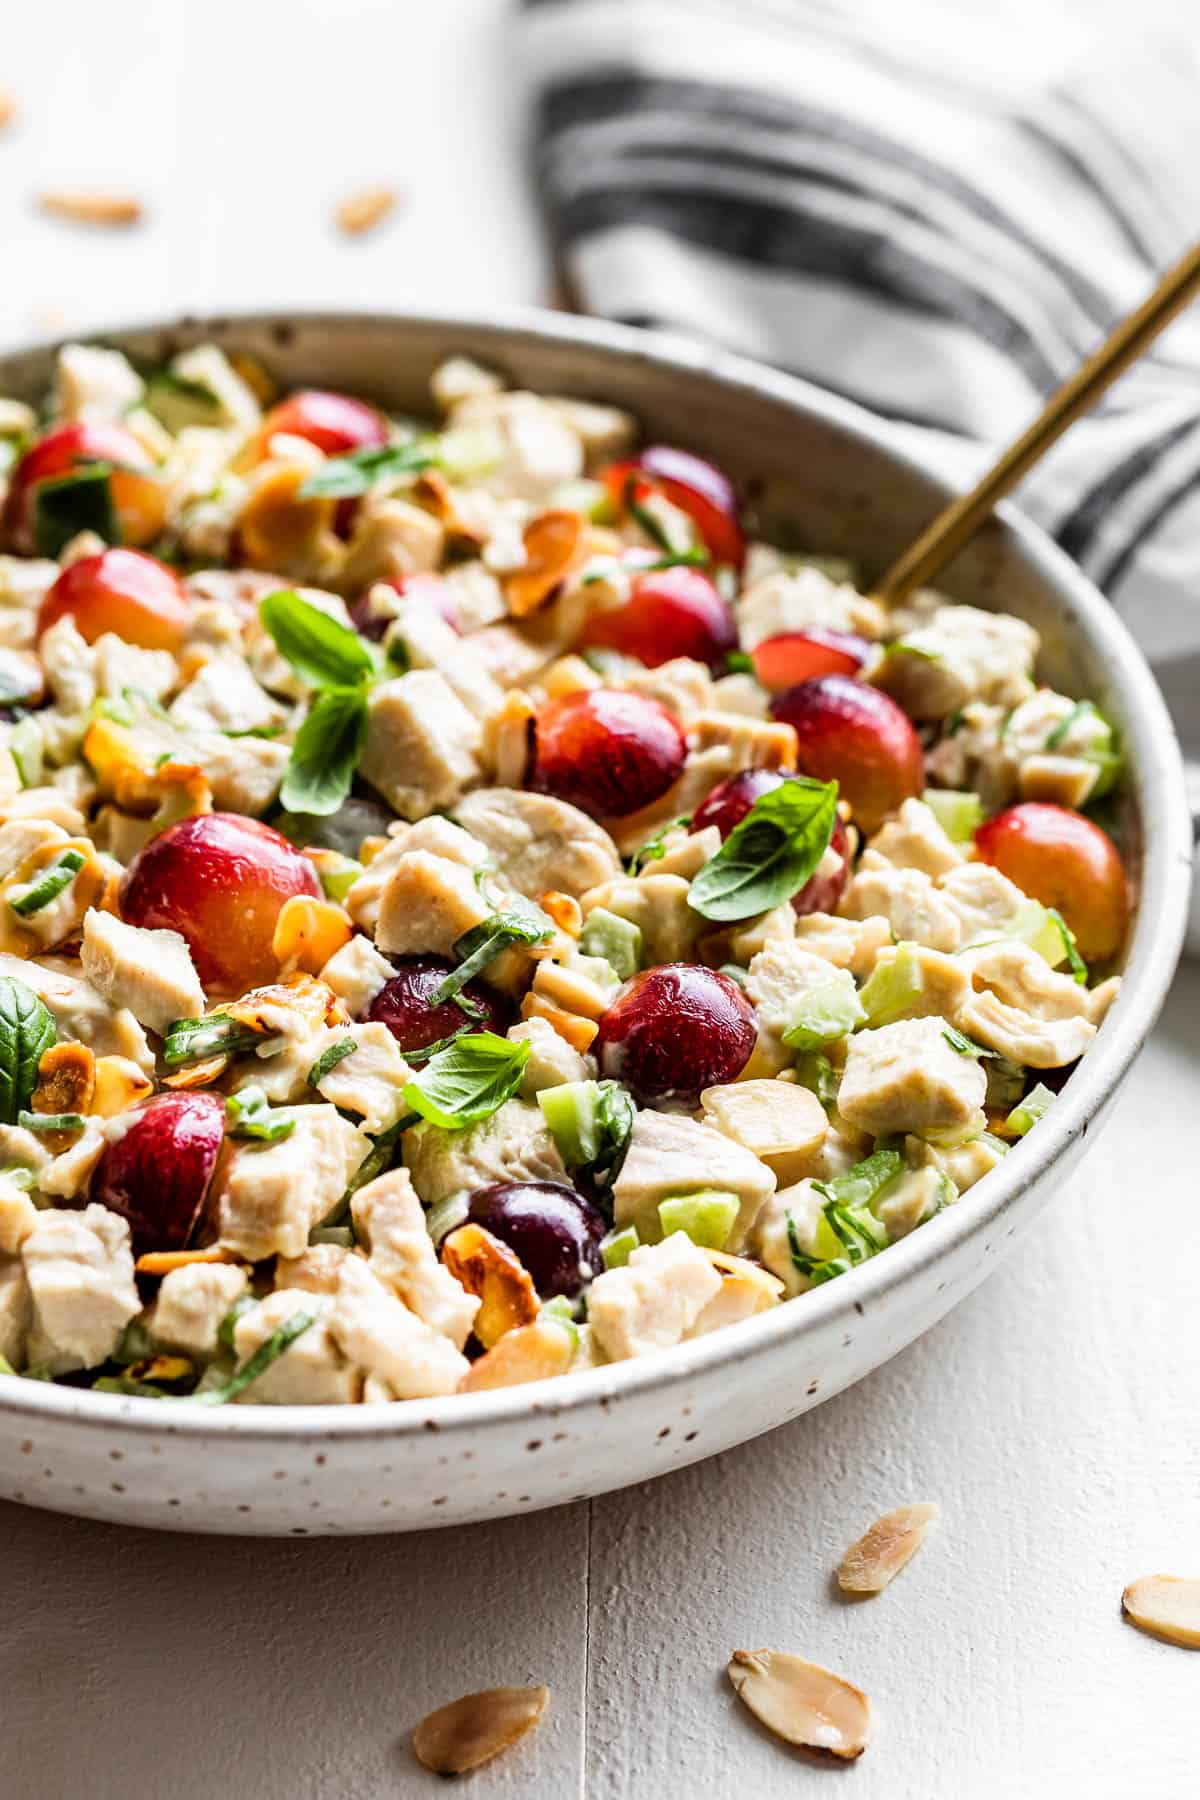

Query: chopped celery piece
[923,1110,987,1149]
[538,1080,602,1167]
[435,422,505,483]
[579,907,642,980]
[658,1190,740,1251]
[9,716,43,789]
[1005,1083,1056,1137]
[978,1130,1010,1157]
[789,1191,886,1285]
[1046,907,1088,984]
[985,1054,1026,1112]
[425,1192,469,1246]
[600,1225,639,1270]
[858,943,924,1025]
[549,477,614,523]
[818,1148,903,1213]
[309,1225,355,1248]
[781,974,865,1051]
[792,1051,839,1107]
[318,856,362,904]
[922,787,983,842]
[1010,901,1070,970]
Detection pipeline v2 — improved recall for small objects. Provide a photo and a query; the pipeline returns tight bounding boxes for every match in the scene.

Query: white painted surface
[0,3,1196,1796]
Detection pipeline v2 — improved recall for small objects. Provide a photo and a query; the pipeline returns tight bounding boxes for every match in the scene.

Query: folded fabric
[520,0,1200,729]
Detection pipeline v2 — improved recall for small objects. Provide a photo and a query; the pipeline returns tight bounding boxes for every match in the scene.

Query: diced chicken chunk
[150,1261,250,1358]
[232,1290,362,1405]
[792,912,892,977]
[21,1203,140,1374]
[0,1259,31,1369]
[753,1183,822,1298]
[612,1108,776,1251]
[359,671,482,818]
[274,1243,353,1294]
[508,1016,591,1096]
[687,1252,784,1337]
[335,497,445,594]
[351,1168,478,1349]
[581,872,705,967]
[840,863,962,953]
[216,1110,367,1261]
[403,1099,567,1207]
[328,1257,468,1399]
[700,1079,828,1187]
[0,1173,38,1256]
[838,1018,987,1137]
[374,850,492,960]
[588,1232,724,1362]
[312,1022,412,1136]
[737,566,886,649]
[957,990,1095,1068]
[866,944,971,1022]
[382,591,502,724]
[938,863,1034,944]
[454,788,621,900]
[55,343,143,422]
[875,603,1038,718]
[874,1166,949,1239]
[80,908,206,1037]
[867,798,964,878]
[169,656,285,737]
[450,390,584,501]
[319,933,396,1016]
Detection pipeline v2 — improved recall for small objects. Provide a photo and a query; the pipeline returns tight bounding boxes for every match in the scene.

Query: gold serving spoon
[872,239,1200,606]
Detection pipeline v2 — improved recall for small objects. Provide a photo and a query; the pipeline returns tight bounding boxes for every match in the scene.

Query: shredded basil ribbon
[194,1309,319,1405]
[298,440,438,499]
[428,903,554,1009]
[9,849,86,918]
[307,1038,358,1087]
[162,1015,263,1068]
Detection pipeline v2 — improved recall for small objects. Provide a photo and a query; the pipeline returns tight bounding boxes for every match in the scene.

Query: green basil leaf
[225,1086,296,1143]
[298,440,438,499]
[403,1029,473,1065]
[403,1031,530,1130]
[258,590,377,690]
[0,976,57,1125]
[194,1309,318,1405]
[307,1038,358,1087]
[8,849,85,918]
[622,473,684,555]
[280,687,369,817]
[33,463,122,557]
[429,900,554,1007]
[687,777,839,921]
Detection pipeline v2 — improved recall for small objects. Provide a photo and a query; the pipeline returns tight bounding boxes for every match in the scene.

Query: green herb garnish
[402,1032,529,1131]
[0,977,56,1125]
[9,849,85,918]
[688,777,838,921]
[428,901,553,1008]
[259,590,377,690]
[725,650,754,674]
[280,686,371,817]
[194,1309,319,1405]
[627,814,692,875]
[941,1023,998,1058]
[307,1038,358,1087]
[162,1014,264,1068]
[1046,907,1088,984]
[17,1110,85,1134]
[298,440,438,499]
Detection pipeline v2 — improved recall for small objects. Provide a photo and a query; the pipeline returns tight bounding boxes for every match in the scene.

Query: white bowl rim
[0,304,1190,1445]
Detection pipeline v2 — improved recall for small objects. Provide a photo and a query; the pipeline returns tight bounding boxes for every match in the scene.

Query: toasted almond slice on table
[413,1684,549,1775]
[837,1502,940,1595]
[727,1650,872,1761]
[39,188,143,227]
[334,185,397,237]
[0,90,16,130]
[1121,1575,1200,1649]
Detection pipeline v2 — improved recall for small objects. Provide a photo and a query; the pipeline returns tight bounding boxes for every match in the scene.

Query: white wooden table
[1,6,1197,1796]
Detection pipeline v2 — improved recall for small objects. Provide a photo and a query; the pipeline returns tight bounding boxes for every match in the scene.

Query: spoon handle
[872,239,1200,606]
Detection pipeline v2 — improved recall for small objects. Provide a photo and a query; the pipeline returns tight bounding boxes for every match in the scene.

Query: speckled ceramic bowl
[0,311,1190,1535]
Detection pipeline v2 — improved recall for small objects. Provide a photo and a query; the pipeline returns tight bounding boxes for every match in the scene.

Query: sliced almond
[837,1502,940,1596]
[271,894,353,976]
[0,89,17,131]
[92,1055,154,1117]
[31,1042,96,1151]
[39,188,143,227]
[335,185,398,237]
[410,470,486,551]
[413,1684,549,1775]
[459,1319,576,1392]
[236,462,334,569]
[539,890,582,938]
[727,1649,872,1761]
[519,990,599,1055]
[505,510,586,617]
[442,1223,539,1348]
[482,687,535,787]
[1121,1575,1200,1649]
[224,970,346,1034]
[135,1247,245,1277]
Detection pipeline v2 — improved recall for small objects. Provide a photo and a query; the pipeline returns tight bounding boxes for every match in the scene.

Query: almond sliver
[413,1684,549,1775]
[727,1649,872,1760]
[1122,1575,1200,1649]
[135,1247,245,1276]
[837,1502,940,1595]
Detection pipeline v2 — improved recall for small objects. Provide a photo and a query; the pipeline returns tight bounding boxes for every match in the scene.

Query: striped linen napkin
[520,0,1200,838]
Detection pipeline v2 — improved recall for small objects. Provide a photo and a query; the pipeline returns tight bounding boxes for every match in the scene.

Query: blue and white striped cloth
[519,0,1200,763]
